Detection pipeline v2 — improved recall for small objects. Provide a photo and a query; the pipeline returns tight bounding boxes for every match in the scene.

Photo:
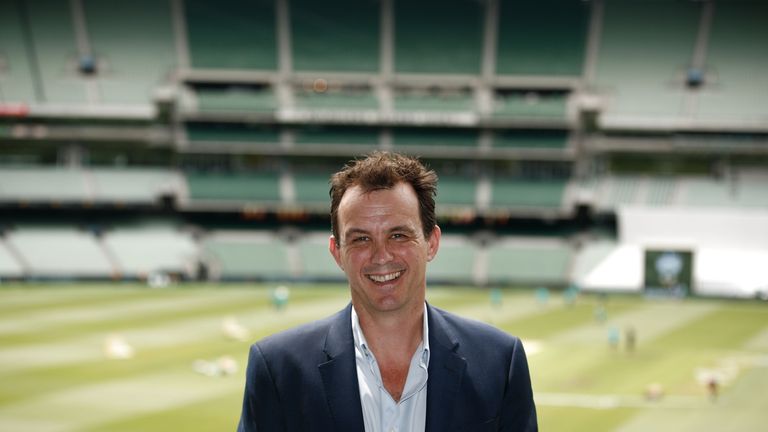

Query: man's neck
[353,301,424,364]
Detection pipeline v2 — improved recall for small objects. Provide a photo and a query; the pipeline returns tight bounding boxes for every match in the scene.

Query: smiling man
[237,151,537,432]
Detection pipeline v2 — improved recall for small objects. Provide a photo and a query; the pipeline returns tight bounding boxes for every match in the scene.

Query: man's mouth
[367,271,403,283]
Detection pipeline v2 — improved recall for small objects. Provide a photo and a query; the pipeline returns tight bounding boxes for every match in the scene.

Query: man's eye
[352,236,369,243]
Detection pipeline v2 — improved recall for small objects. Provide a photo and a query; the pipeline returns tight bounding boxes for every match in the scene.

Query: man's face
[329,182,440,317]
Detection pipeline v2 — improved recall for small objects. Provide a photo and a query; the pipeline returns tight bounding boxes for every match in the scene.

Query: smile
[367,271,403,283]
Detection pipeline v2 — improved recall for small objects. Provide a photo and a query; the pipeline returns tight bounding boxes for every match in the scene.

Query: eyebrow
[343,225,417,239]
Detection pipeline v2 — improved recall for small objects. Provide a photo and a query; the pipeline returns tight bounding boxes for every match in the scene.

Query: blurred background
[0,0,767,430]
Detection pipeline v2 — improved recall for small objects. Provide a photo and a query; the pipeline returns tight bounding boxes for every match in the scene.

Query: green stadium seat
[26,0,88,103]
[296,233,342,280]
[291,0,379,72]
[492,130,569,149]
[103,226,198,278]
[0,1,38,103]
[492,91,568,120]
[595,0,699,118]
[294,87,379,111]
[0,168,90,202]
[194,84,276,113]
[427,236,477,284]
[696,2,768,122]
[490,178,566,209]
[293,125,379,146]
[436,175,477,208]
[394,89,475,112]
[292,172,331,207]
[202,232,292,279]
[496,0,589,76]
[486,238,572,284]
[83,0,176,104]
[184,0,276,70]
[185,171,282,203]
[9,227,114,277]
[395,0,483,74]
[185,123,280,144]
[393,127,479,148]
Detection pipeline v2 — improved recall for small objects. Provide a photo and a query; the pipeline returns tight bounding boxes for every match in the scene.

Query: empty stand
[290,0,379,72]
[292,172,331,208]
[492,91,569,120]
[296,232,341,280]
[293,125,379,147]
[103,225,197,278]
[496,0,589,76]
[485,237,572,285]
[427,235,477,284]
[7,226,114,277]
[595,0,700,119]
[436,175,478,208]
[492,130,569,149]
[0,1,40,103]
[0,168,90,202]
[393,127,479,148]
[193,84,276,113]
[83,0,176,104]
[490,178,566,209]
[696,1,768,122]
[184,0,276,70]
[395,0,483,74]
[202,231,293,280]
[184,122,281,144]
[185,171,282,203]
[25,0,88,104]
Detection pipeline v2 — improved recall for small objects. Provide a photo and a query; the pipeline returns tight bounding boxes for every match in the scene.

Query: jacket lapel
[318,304,365,432]
[425,304,467,432]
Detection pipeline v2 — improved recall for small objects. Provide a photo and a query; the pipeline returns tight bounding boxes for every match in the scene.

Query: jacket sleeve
[500,337,538,431]
[237,343,285,432]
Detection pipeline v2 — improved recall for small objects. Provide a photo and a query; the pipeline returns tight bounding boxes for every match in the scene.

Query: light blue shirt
[351,304,430,432]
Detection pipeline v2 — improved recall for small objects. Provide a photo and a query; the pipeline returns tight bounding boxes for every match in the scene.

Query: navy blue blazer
[237,303,537,431]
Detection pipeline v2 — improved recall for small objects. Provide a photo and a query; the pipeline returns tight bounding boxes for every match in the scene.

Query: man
[237,151,537,431]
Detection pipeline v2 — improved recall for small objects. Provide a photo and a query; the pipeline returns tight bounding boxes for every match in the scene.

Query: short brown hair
[330,151,438,244]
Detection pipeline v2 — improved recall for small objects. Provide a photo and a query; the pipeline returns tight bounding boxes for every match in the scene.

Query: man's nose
[371,240,394,264]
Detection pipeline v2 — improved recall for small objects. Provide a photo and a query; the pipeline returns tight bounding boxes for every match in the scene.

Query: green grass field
[1,283,767,431]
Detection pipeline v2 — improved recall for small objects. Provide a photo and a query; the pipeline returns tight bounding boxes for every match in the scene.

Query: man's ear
[329,235,343,269]
[426,225,441,262]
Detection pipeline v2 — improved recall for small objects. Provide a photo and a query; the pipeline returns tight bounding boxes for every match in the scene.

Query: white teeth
[368,271,402,283]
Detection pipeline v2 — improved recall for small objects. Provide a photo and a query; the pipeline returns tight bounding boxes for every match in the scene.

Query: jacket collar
[425,303,467,432]
[318,304,365,431]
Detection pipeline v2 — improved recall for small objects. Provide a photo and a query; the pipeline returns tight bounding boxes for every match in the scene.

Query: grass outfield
[1,283,767,431]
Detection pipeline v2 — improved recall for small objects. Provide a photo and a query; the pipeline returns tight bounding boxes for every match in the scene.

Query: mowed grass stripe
[0,286,346,344]
[0,368,239,432]
[0,285,160,315]
[81,389,243,432]
[652,303,768,350]
[0,296,349,405]
[0,294,348,374]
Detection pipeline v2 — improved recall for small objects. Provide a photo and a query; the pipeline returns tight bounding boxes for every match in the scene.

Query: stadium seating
[193,84,277,113]
[426,235,478,284]
[394,0,483,74]
[295,232,342,280]
[201,231,293,280]
[83,0,175,104]
[0,239,25,278]
[491,130,569,149]
[102,225,198,279]
[293,125,379,146]
[0,168,181,204]
[290,0,379,72]
[485,237,573,285]
[496,0,589,76]
[595,0,700,120]
[490,178,566,210]
[7,226,114,278]
[184,171,282,204]
[696,1,768,122]
[184,123,281,144]
[184,0,276,70]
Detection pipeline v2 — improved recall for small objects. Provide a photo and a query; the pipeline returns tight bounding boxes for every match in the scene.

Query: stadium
[1,0,767,430]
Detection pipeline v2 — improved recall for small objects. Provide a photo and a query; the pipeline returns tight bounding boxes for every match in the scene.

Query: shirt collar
[351,303,430,363]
